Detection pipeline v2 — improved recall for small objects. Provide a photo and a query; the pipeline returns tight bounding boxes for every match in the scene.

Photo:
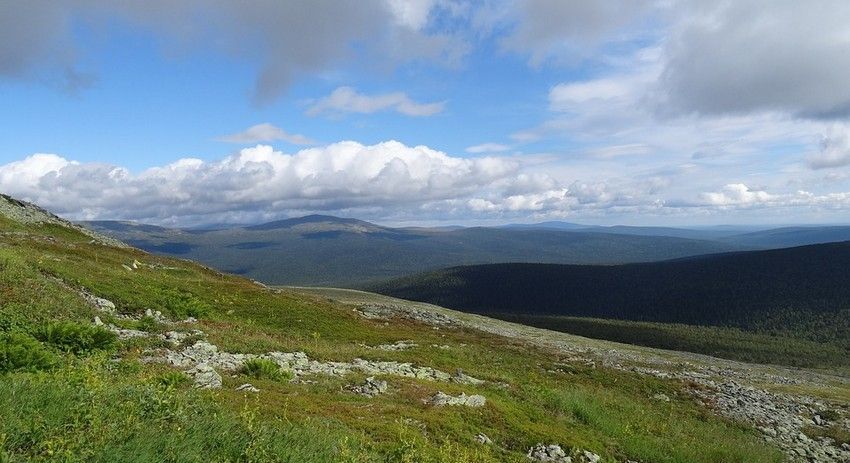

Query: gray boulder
[187,363,222,389]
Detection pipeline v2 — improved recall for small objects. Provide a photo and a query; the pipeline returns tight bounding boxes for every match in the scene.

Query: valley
[3,194,849,462]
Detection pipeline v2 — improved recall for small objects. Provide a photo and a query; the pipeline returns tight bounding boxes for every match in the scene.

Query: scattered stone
[474,433,492,445]
[355,303,457,326]
[427,391,486,407]
[121,264,133,271]
[813,414,824,426]
[452,369,485,385]
[187,363,222,389]
[652,393,670,402]
[81,291,116,313]
[346,377,388,397]
[144,308,170,324]
[579,450,601,463]
[107,325,149,340]
[372,340,418,351]
[235,383,259,393]
[181,317,198,324]
[93,316,104,326]
[527,443,570,462]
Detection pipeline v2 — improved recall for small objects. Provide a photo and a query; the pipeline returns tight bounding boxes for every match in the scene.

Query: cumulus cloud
[217,123,314,145]
[465,143,511,153]
[0,142,527,224]
[0,1,465,103]
[306,87,445,117]
[694,184,850,211]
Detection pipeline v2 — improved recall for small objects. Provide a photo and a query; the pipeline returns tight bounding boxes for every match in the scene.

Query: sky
[2,0,850,227]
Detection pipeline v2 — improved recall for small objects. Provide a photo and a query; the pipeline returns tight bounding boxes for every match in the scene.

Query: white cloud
[658,0,850,119]
[307,87,445,117]
[486,0,656,66]
[0,142,524,224]
[465,143,511,153]
[217,123,314,145]
[699,184,777,207]
[694,184,850,211]
[808,131,850,169]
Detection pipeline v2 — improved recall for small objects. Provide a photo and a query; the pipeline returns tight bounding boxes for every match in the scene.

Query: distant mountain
[504,222,766,240]
[369,241,850,347]
[720,226,850,248]
[83,216,749,287]
[502,221,587,230]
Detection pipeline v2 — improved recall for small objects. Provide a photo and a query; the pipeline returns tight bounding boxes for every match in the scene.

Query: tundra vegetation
[0,201,827,463]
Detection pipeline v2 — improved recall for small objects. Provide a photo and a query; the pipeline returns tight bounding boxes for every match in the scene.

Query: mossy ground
[0,220,787,462]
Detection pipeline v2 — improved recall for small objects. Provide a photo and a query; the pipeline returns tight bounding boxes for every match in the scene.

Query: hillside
[719,226,850,248]
[84,218,749,287]
[4,195,850,462]
[369,244,850,366]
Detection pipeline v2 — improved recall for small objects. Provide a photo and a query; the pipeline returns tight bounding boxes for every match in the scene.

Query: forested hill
[368,241,850,343]
[83,219,747,287]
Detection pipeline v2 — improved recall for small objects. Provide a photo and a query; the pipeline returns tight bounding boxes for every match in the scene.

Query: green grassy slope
[84,218,749,287]
[0,198,789,462]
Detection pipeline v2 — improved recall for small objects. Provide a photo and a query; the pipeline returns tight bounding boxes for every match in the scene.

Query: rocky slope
[300,287,850,463]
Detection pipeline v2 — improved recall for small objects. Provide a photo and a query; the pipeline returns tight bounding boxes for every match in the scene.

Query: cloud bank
[4,140,850,227]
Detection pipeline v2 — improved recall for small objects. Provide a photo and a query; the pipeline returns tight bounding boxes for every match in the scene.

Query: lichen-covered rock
[235,383,259,393]
[346,377,388,396]
[107,325,149,340]
[187,363,222,389]
[427,391,486,407]
[579,450,601,463]
[527,444,570,462]
[371,340,418,351]
[474,433,492,444]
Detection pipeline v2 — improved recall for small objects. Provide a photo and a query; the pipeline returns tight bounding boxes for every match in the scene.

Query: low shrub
[158,370,192,389]
[35,321,116,354]
[0,332,56,373]
[157,289,211,319]
[241,358,292,381]
[137,316,164,333]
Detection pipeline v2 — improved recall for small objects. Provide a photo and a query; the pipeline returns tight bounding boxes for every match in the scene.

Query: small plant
[35,321,116,354]
[241,358,292,381]
[0,332,56,373]
[158,371,192,389]
[157,289,211,319]
[817,408,841,422]
[137,316,163,333]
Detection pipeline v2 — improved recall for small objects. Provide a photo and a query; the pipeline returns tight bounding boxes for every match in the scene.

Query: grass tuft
[241,358,293,382]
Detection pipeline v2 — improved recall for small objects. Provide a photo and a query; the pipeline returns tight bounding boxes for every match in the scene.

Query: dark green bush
[157,289,211,319]
[35,321,117,354]
[0,332,56,373]
[158,371,192,389]
[241,358,292,381]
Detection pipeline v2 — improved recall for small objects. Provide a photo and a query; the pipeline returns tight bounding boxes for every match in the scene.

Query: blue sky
[2,1,850,227]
